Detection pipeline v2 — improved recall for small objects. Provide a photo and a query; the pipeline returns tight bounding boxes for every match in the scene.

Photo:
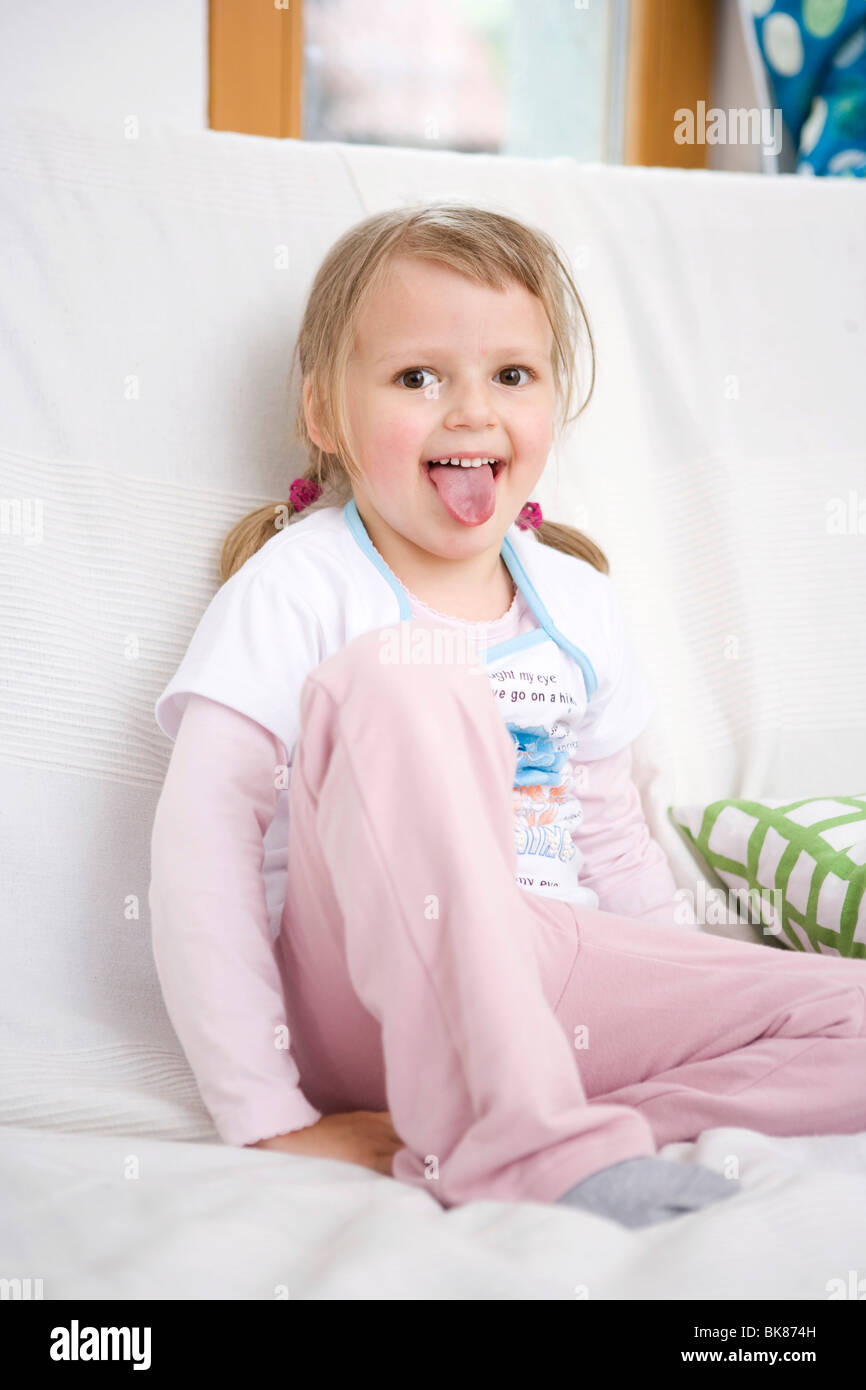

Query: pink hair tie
[289,477,322,513]
[516,500,543,530]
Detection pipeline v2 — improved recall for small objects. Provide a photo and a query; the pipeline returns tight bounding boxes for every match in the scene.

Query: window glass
[303,0,624,163]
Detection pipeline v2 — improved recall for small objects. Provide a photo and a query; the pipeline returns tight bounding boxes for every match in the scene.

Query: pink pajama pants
[277,620,866,1209]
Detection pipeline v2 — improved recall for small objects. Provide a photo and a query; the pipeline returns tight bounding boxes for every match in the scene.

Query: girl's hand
[249,1109,404,1177]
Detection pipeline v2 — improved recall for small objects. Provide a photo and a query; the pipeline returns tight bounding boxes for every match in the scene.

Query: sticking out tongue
[427,461,496,526]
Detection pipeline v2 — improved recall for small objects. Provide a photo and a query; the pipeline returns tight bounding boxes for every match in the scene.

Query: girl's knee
[785,983,866,1040]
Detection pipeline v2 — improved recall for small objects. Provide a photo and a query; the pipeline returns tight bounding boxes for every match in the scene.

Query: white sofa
[1,108,865,1299]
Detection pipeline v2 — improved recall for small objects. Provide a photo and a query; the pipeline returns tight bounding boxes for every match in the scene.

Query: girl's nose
[442,381,498,430]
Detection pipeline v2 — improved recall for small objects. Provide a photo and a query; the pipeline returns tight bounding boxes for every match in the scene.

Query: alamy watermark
[0,1276,43,1299]
[378,623,487,675]
[674,882,784,932]
[675,102,783,158]
[0,498,43,544]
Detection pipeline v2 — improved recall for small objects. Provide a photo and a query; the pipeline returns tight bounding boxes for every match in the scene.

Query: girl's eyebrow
[373,344,546,365]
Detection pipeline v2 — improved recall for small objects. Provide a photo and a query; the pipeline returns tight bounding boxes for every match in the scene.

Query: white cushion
[670,793,866,956]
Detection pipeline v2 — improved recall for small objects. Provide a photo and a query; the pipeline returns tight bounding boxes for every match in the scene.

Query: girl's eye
[496,365,536,386]
[395,368,437,390]
[394,365,537,390]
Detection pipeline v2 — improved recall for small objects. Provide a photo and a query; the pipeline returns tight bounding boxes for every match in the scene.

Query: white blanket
[1,110,865,1299]
[4,1123,866,1300]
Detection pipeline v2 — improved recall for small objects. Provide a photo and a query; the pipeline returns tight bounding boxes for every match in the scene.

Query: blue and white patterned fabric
[750,0,866,175]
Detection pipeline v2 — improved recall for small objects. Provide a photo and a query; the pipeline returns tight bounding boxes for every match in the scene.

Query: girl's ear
[303,379,335,453]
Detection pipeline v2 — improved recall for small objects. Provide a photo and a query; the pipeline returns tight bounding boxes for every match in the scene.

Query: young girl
[149,204,866,1229]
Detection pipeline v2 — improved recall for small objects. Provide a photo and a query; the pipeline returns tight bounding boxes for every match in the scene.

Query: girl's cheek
[514,403,555,447]
[373,414,426,463]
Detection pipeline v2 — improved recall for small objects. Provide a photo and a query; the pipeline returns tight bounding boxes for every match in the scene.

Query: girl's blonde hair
[220,202,608,584]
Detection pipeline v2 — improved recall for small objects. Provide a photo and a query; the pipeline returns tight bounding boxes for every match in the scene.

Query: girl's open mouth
[423,456,506,478]
[423,456,507,527]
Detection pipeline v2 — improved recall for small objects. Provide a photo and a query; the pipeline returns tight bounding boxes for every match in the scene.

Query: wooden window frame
[209,0,303,139]
[624,0,719,169]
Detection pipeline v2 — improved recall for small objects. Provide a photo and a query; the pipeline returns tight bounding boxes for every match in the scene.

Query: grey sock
[555,1156,740,1229]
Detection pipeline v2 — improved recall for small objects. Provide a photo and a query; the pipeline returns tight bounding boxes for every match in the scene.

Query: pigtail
[219,466,328,585]
[535,519,609,574]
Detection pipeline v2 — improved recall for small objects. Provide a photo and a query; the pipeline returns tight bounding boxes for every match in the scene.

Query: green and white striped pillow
[667,796,866,959]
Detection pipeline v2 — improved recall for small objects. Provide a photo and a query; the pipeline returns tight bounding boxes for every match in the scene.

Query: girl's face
[314,257,557,564]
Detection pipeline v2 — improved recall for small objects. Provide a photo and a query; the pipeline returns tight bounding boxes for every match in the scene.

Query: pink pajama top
[149,577,687,1148]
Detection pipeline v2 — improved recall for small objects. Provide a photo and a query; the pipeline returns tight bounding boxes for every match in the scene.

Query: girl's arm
[148,692,323,1146]
[572,744,695,928]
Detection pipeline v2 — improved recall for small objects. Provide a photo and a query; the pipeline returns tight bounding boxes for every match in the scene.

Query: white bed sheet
[4,1123,866,1300]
